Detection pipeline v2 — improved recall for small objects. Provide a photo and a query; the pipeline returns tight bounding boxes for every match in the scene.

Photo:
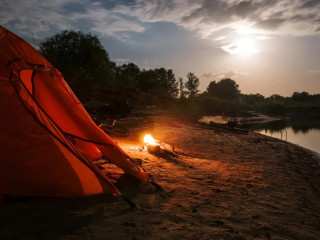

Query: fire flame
[143,134,158,146]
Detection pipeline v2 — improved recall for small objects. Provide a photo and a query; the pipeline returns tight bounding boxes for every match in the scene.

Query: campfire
[143,134,158,146]
[143,134,177,161]
[143,134,161,153]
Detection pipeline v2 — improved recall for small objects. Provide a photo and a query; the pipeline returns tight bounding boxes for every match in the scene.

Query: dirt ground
[1,115,319,240]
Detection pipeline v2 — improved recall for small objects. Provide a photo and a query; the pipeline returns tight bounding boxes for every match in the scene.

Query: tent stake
[150,181,163,191]
[120,195,138,209]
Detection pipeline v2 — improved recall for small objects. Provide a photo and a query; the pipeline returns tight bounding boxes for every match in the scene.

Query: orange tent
[0,25,151,200]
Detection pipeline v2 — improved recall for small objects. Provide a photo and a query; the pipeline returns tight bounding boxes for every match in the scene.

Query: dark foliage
[185,72,200,97]
[39,30,113,100]
[206,78,240,101]
[240,93,265,106]
[114,63,140,90]
[198,95,248,116]
[136,68,178,98]
[243,91,320,117]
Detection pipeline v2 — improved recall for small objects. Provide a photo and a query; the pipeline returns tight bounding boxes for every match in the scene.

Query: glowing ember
[144,134,158,146]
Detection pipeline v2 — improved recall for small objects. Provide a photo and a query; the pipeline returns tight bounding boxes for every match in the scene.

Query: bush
[166,98,203,121]
[198,96,248,116]
[259,102,287,116]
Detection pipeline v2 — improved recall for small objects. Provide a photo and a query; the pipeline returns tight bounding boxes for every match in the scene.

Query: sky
[1,0,320,96]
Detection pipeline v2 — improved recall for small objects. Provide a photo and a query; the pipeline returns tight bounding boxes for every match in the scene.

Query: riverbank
[0,114,319,240]
[199,114,320,155]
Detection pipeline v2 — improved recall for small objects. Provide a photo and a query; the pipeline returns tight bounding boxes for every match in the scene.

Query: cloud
[214,36,226,41]
[255,18,285,30]
[307,70,320,74]
[112,0,320,38]
[201,72,215,78]
[300,0,320,9]
[114,58,131,63]
[219,38,261,54]
[256,35,272,40]
[70,7,145,40]
[1,0,320,43]
[0,0,76,33]
[201,70,249,80]
[0,0,145,41]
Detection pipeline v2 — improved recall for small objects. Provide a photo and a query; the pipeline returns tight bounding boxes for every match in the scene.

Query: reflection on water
[200,116,320,154]
[246,119,320,134]
[244,119,320,154]
[258,127,320,154]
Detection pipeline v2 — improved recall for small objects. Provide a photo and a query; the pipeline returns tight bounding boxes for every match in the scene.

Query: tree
[136,69,156,94]
[185,72,199,97]
[207,78,240,100]
[136,68,178,98]
[154,68,178,98]
[115,62,140,89]
[39,30,113,100]
[241,93,265,105]
[178,77,185,98]
[267,94,285,103]
[291,91,310,102]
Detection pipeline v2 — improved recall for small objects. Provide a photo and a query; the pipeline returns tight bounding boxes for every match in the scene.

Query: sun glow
[222,38,260,55]
[236,39,260,54]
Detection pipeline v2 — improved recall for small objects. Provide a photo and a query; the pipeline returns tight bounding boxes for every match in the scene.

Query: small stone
[241,190,248,195]
[210,220,224,226]
[215,188,225,193]
[246,183,254,188]
[122,221,136,227]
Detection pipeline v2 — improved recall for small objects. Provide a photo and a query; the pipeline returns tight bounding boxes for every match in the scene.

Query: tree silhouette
[241,93,265,105]
[136,68,178,98]
[292,91,310,102]
[39,30,113,100]
[207,78,240,100]
[178,77,185,98]
[185,72,199,97]
[268,94,285,101]
[115,62,140,89]
[155,68,178,98]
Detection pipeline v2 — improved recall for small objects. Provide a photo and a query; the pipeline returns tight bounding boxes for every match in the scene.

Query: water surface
[200,116,320,154]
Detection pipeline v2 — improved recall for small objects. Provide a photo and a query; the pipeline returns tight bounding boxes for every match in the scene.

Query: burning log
[143,134,177,159]
[147,144,161,154]
[143,134,161,154]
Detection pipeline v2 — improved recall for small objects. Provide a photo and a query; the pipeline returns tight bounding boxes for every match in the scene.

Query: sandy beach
[1,113,319,240]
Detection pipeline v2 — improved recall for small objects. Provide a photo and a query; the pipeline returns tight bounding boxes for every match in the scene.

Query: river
[200,116,320,155]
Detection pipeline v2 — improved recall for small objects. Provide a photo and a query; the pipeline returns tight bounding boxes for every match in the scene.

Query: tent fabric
[0,25,150,197]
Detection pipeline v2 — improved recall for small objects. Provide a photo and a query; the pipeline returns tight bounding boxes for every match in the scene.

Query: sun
[235,39,260,55]
[222,38,260,55]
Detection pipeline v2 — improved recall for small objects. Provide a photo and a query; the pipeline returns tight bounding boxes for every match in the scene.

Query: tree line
[39,30,200,102]
[39,30,320,118]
